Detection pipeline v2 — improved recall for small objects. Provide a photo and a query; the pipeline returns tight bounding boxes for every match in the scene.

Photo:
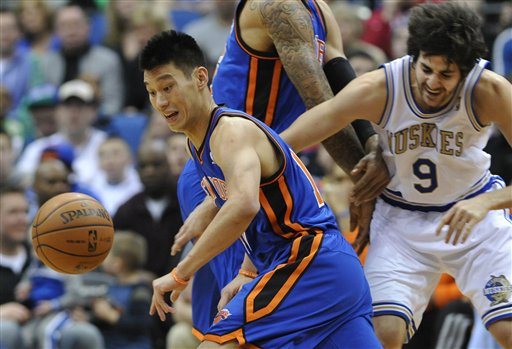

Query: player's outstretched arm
[281,69,387,154]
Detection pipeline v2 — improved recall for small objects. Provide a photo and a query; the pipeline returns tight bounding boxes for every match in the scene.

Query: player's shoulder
[473,69,511,107]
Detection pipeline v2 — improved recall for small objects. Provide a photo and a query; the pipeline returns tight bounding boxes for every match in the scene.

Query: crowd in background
[0,1,511,349]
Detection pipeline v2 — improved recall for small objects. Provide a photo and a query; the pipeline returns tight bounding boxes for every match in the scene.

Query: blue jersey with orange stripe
[211,0,327,133]
[188,106,338,272]
[189,107,379,347]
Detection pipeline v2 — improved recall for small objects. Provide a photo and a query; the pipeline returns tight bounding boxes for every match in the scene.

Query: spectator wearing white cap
[15,79,106,188]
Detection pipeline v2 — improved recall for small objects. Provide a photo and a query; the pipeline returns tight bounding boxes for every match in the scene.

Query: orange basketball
[32,192,114,274]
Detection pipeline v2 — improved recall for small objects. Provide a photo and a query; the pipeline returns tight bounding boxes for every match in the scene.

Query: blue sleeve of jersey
[177,159,207,220]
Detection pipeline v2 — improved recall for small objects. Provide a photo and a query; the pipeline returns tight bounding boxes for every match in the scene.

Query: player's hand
[350,141,389,205]
[150,271,186,321]
[435,197,489,245]
[349,200,374,255]
[218,274,253,311]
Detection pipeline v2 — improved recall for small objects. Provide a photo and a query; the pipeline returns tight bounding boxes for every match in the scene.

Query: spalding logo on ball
[32,192,114,274]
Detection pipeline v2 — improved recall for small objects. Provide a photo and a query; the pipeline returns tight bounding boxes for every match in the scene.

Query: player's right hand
[150,272,184,321]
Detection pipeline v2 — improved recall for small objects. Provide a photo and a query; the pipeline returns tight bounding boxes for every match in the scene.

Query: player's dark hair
[407,2,488,77]
[139,30,206,76]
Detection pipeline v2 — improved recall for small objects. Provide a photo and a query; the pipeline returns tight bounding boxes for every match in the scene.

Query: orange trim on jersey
[278,177,312,235]
[192,327,204,341]
[203,328,246,345]
[245,57,258,115]
[264,61,282,126]
[245,234,323,322]
[290,152,324,206]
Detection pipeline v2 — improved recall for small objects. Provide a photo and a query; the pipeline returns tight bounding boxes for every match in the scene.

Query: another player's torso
[376,56,492,209]
[188,107,338,271]
[211,0,327,133]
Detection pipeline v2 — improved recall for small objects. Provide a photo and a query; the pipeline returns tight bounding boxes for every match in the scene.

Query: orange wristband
[171,268,190,286]
[239,269,258,279]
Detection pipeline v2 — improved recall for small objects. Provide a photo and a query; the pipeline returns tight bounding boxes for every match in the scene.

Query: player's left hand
[435,197,489,245]
[349,200,374,255]
[350,140,390,205]
[150,271,186,321]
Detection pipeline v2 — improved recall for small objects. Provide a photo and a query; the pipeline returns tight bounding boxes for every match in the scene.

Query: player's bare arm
[151,118,266,320]
[436,70,512,245]
[243,0,366,175]
[177,116,276,282]
[282,69,387,153]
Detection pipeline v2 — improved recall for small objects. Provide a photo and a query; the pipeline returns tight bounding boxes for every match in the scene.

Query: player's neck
[186,99,218,148]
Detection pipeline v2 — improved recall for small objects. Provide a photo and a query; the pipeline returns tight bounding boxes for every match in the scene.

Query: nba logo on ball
[32,192,114,274]
[88,230,98,252]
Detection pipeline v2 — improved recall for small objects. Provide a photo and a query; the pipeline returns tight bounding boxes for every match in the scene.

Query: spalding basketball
[32,192,114,274]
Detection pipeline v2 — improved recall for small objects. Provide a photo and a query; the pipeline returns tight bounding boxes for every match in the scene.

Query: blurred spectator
[0,183,32,349]
[14,0,58,56]
[0,86,24,158]
[105,1,170,113]
[27,154,100,223]
[39,4,123,117]
[113,140,183,349]
[361,0,416,59]
[15,79,107,187]
[166,132,189,180]
[346,48,385,77]
[493,27,512,82]
[166,279,200,349]
[329,1,388,63]
[16,258,104,349]
[22,83,59,143]
[182,0,236,74]
[0,129,17,188]
[90,137,142,216]
[0,7,32,114]
[143,109,173,143]
[113,140,182,277]
[91,230,153,349]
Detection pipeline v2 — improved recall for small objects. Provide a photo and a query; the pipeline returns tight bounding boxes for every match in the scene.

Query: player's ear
[194,67,209,90]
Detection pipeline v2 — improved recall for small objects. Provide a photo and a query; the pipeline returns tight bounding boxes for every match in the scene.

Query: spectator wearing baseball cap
[15,79,107,188]
[24,84,59,141]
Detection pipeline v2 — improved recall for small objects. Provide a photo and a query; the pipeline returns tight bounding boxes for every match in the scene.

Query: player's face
[0,193,28,245]
[144,63,199,134]
[412,52,462,111]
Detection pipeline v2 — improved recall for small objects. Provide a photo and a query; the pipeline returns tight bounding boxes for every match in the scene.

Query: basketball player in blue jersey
[282,3,512,348]
[141,30,382,348]
[171,0,390,339]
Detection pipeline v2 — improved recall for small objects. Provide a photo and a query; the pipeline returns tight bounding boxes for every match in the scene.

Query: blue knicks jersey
[212,0,327,133]
[188,107,339,272]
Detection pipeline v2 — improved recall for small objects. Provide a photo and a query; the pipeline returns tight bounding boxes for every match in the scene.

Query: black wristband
[323,57,376,146]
